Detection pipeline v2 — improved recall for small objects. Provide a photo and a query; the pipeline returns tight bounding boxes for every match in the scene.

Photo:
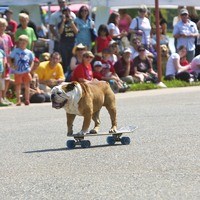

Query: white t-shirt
[107,23,120,39]
[129,17,151,46]
[191,55,200,73]
[165,53,180,76]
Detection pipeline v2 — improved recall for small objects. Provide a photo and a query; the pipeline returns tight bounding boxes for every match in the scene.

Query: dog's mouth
[52,100,67,109]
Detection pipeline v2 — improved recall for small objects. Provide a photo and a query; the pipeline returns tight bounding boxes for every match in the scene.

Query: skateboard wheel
[106,136,116,145]
[121,137,131,145]
[81,140,91,148]
[66,140,76,149]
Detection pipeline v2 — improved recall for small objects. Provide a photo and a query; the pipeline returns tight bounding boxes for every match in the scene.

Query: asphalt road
[1,87,200,200]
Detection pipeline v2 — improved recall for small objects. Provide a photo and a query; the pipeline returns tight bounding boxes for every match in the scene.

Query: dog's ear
[62,82,77,92]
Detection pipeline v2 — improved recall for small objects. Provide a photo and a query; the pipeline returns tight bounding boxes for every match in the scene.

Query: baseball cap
[83,51,94,58]
[139,5,147,12]
[180,8,189,15]
[93,61,102,67]
[109,40,117,46]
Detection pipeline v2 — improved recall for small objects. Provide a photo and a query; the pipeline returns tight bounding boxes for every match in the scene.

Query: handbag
[90,28,97,42]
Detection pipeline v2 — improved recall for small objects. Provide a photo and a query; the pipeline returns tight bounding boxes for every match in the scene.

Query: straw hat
[72,43,86,55]
[83,51,94,58]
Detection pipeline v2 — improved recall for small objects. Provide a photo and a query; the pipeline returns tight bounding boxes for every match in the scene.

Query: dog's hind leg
[67,113,76,136]
[90,110,101,134]
[105,105,117,133]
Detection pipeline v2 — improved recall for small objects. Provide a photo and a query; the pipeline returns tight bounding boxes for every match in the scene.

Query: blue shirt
[75,17,92,49]
[173,19,198,51]
[9,48,34,74]
[0,49,5,73]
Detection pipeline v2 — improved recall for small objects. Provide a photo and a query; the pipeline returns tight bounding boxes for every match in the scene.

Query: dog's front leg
[66,113,76,136]
[80,113,92,134]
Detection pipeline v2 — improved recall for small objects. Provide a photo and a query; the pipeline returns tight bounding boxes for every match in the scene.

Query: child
[8,34,34,106]
[94,24,112,56]
[0,18,14,105]
[0,49,8,106]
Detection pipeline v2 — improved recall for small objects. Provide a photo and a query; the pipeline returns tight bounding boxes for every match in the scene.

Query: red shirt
[6,20,18,44]
[72,63,93,82]
[93,71,103,80]
[96,35,112,53]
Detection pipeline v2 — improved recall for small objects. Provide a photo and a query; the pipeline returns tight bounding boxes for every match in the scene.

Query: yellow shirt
[35,61,65,81]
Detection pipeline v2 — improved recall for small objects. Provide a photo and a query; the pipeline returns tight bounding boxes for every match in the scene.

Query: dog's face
[160,44,169,58]
[51,82,79,109]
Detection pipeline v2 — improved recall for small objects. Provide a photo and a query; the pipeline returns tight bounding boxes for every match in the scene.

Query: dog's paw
[89,129,98,134]
[109,126,117,133]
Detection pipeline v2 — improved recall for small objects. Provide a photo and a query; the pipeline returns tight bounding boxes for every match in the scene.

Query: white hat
[93,61,102,67]
[109,40,117,46]
[123,47,132,54]
[180,8,189,15]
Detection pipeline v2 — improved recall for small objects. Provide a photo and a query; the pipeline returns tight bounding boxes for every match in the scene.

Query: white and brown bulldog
[51,81,117,135]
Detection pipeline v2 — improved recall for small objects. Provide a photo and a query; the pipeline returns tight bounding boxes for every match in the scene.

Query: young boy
[0,49,8,106]
[8,34,34,106]
[15,13,37,51]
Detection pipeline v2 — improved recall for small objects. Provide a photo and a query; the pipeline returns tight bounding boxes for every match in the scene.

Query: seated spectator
[130,37,154,60]
[190,54,200,80]
[35,52,65,93]
[114,47,135,84]
[70,43,87,71]
[108,40,120,65]
[133,46,158,83]
[72,51,94,82]
[164,45,192,82]
[26,58,51,103]
[99,48,128,92]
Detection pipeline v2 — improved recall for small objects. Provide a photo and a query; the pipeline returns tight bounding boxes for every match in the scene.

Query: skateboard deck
[69,125,137,137]
[66,125,138,149]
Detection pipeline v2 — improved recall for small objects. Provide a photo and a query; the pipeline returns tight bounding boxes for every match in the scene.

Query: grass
[128,79,200,92]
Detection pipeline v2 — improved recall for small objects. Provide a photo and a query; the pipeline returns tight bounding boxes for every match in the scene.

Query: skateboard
[66,125,138,149]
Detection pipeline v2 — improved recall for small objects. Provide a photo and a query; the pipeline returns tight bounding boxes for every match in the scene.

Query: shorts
[14,72,32,84]
[0,73,5,90]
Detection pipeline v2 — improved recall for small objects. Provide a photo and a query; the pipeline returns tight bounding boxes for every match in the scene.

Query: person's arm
[173,58,191,72]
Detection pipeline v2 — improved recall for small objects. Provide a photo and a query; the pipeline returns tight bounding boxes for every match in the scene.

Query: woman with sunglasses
[129,5,151,50]
[133,46,157,83]
[72,51,94,82]
[75,6,95,50]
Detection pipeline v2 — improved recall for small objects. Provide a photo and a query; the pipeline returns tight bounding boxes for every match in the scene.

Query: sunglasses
[77,48,84,51]
[139,49,145,52]
[81,9,88,12]
[84,56,93,59]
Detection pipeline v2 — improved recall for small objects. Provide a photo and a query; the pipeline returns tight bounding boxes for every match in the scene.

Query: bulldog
[51,81,117,136]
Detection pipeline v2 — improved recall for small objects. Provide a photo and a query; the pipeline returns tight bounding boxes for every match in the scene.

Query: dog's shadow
[24,143,122,154]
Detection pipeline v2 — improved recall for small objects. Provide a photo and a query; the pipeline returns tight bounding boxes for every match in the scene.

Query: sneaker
[0,102,9,107]
[3,98,13,105]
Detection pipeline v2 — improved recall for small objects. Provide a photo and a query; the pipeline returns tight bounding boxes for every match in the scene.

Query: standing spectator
[75,5,95,50]
[18,9,38,39]
[129,5,151,50]
[0,49,8,106]
[28,58,51,103]
[0,18,14,105]
[118,9,132,34]
[49,0,76,52]
[107,11,127,49]
[133,46,158,83]
[4,9,17,44]
[94,24,112,55]
[164,45,192,82]
[72,51,94,82]
[173,8,198,62]
[58,7,78,76]
[114,47,135,84]
[8,35,34,106]
[35,52,65,93]
[15,13,37,51]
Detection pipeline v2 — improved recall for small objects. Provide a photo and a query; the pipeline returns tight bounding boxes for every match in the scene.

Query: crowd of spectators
[1,1,200,107]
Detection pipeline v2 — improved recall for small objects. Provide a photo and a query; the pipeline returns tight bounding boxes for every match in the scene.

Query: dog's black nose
[51,94,55,99]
